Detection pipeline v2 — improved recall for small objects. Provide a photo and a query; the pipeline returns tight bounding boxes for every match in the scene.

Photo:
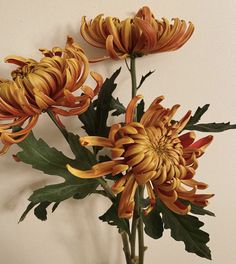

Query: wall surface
[0,0,236,263]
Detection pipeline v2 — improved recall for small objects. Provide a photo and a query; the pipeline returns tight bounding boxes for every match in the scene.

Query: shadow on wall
[52,197,124,264]
[0,147,123,263]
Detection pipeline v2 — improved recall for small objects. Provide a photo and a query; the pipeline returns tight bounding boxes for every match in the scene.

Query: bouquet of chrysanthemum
[1,6,235,264]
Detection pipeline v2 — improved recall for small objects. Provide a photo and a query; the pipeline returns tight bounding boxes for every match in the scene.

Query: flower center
[145,126,183,163]
[122,125,185,184]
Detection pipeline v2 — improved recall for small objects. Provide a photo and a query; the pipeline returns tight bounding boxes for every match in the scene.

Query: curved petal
[125,95,143,124]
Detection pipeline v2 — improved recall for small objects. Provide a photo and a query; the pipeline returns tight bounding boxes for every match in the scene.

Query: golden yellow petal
[119,125,138,135]
[109,123,121,142]
[118,175,138,219]
[126,152,145,167]
[115,137,134,148]
[112,174,129,194]
[80,136,113,148]
[106,35,128,60]
[162,200,191,215]
[105,17,126,53]
[123,144,146,158]
[80,16,106,48]
[157,189,178,203]
[125,95,143,124]
[135,170,156,185]
[111,148,125,159]
[112,164,129,176]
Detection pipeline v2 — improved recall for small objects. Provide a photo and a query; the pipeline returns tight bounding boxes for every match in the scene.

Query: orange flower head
[0,37,103,155]
[67,96,214,219]
[80,6,194,60]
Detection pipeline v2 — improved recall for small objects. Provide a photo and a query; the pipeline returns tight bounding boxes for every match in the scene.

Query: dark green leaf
[180,200,215,216]
[185,122,236,132]
[67,132,96,167]
[158,201,212,260]
[19,202,37,222]
[137,99,145,122]
[17,132,99,220]
[79,103,97,136]
[190,204,215,217]
[79,68,121,138]
[95,68,121,137]
[187,105,210,125]
[19,201,60,222]
[52,202,60,212]
[110,97,126,116]
[99,200,130,234]
[29,181,99,203]
[17,133,78,183]
[137,70,155,89]
[143,206,163,239]
[34,202,51,221]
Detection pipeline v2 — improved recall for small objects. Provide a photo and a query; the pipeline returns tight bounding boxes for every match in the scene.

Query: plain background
[0,0,236,263]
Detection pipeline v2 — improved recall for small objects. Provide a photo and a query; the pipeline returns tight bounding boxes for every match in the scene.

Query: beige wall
[0,0,236,263]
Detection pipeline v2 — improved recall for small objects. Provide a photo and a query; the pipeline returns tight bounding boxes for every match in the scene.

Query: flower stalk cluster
[0,5,222,264]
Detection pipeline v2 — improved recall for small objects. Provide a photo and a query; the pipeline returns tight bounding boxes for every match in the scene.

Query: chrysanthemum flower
[0,37,103,154]
[80,6,194,60]
[67,96,214,219]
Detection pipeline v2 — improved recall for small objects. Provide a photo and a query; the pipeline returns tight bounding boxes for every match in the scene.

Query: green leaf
[34,202,51,221]
[17,132,99,220]
[67,132,96,167]
[29,181,99,203]
[187,104,210,125]
[17,133,78,183]
[52,202,60,212]
[78,103,97,136]
[99,199,130,234]
[79,68,121,138]
[190,204,215,217]
[143,206,163,239]
[137,99,145,122]
[180,200,215,216]
[110,97,126,116]
[19,202,37,222]
[19,201,61,222]
[185,122,236,132]
[158,201,212,260]
[185,104,236,132]
[137,70,155,89]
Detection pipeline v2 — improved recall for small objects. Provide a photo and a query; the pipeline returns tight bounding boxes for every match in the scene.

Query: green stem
[46,110,69,142]
[130,189,139,261]
[98,178,115,201]
[98,177,132,264]
[121,231,132,264]
[130,56,137,102]
[128,56,146,264]
[138,186,145,264]
[129,56,138,262]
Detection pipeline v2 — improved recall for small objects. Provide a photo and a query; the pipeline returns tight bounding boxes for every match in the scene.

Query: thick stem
[138,186,145,264]
[130,56,137,100]
[130,189,139,261]
[121,231,132,264]
[128,56,146,264]
[129,56,139,262]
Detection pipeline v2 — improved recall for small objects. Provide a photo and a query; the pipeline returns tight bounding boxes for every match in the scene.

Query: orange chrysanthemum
[0,37,103,154]
[67,96,214,219]
[80,6,194,60]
